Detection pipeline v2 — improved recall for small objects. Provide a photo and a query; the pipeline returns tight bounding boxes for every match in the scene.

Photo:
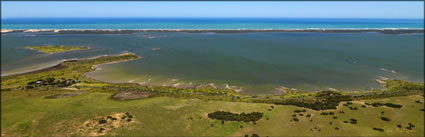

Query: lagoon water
[2,32,424,94]
[1,18,424,94]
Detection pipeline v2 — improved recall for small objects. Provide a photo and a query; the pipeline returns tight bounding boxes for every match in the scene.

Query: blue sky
[1,2,424,19]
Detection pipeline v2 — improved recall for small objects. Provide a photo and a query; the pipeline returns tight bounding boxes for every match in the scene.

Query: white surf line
[375,76,389,85]
[380,68,397,73]
[377,76,389,80]
[128,78,142,83]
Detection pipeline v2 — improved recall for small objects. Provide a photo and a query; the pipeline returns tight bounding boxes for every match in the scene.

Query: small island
[25,45,89,53]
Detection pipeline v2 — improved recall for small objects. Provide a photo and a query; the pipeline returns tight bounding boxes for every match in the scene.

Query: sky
[1,2,424,19]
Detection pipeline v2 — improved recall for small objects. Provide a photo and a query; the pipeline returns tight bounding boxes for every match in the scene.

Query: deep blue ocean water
[1,18,424,29]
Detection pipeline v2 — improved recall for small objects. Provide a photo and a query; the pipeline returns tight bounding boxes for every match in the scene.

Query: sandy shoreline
[1,52,140,77]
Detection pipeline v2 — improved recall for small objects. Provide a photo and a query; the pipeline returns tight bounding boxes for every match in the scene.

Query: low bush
[207,111,263,123]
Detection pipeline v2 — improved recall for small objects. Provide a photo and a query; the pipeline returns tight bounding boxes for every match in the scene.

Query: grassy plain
[1,90,423,136]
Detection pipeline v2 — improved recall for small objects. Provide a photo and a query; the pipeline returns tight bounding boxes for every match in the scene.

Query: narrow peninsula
[25,45,89,54]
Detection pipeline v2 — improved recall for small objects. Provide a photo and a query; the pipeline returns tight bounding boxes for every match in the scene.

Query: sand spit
[1,29,13,33]
[2,28,424,34]
[91,53,142,71]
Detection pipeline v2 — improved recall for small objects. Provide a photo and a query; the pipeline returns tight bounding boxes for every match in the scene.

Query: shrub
[373,128,384,132]
[294,109,306,113]
[350,118,357,124]
[207,111,263,123]
[371,102,402,108]
[406,123,415,130]
[380,117,391,122]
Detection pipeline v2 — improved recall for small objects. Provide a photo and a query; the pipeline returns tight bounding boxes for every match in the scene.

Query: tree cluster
[25,77,79,89]
[207,111,263,123]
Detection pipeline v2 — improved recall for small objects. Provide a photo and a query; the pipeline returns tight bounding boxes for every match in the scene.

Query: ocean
[1,18,424,30]
[1,18,424,94]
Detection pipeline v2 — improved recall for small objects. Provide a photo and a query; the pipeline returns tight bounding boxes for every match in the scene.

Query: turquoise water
[2,32,423,94]
[1,18,424,29]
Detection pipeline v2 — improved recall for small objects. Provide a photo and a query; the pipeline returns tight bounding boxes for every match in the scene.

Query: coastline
[1,28,424,34]
[24,46,91,54]
[1,52,139,77]
[1,50,423,110]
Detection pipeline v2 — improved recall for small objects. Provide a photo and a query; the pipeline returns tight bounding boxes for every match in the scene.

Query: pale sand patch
[62,87,79,91]
[275,87,287,94]
[1,29,13,33]
[173,83,182,87]
[376,79,387,85]
[128,78,141,83]
[138,81,147,85]
[224,84,243,92]
[328,88,338,91]
[203,83,217,88]
[76,112,136,136]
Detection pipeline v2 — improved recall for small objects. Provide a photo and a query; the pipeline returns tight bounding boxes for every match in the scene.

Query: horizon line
[2,17,424,20]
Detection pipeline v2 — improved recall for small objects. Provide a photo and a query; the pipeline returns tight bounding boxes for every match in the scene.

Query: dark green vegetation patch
[207,111,263,123]
[369,102,403,108]
[25,45,89,53]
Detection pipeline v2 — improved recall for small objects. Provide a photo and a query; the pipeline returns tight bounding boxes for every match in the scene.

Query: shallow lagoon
[1,32,423,94]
